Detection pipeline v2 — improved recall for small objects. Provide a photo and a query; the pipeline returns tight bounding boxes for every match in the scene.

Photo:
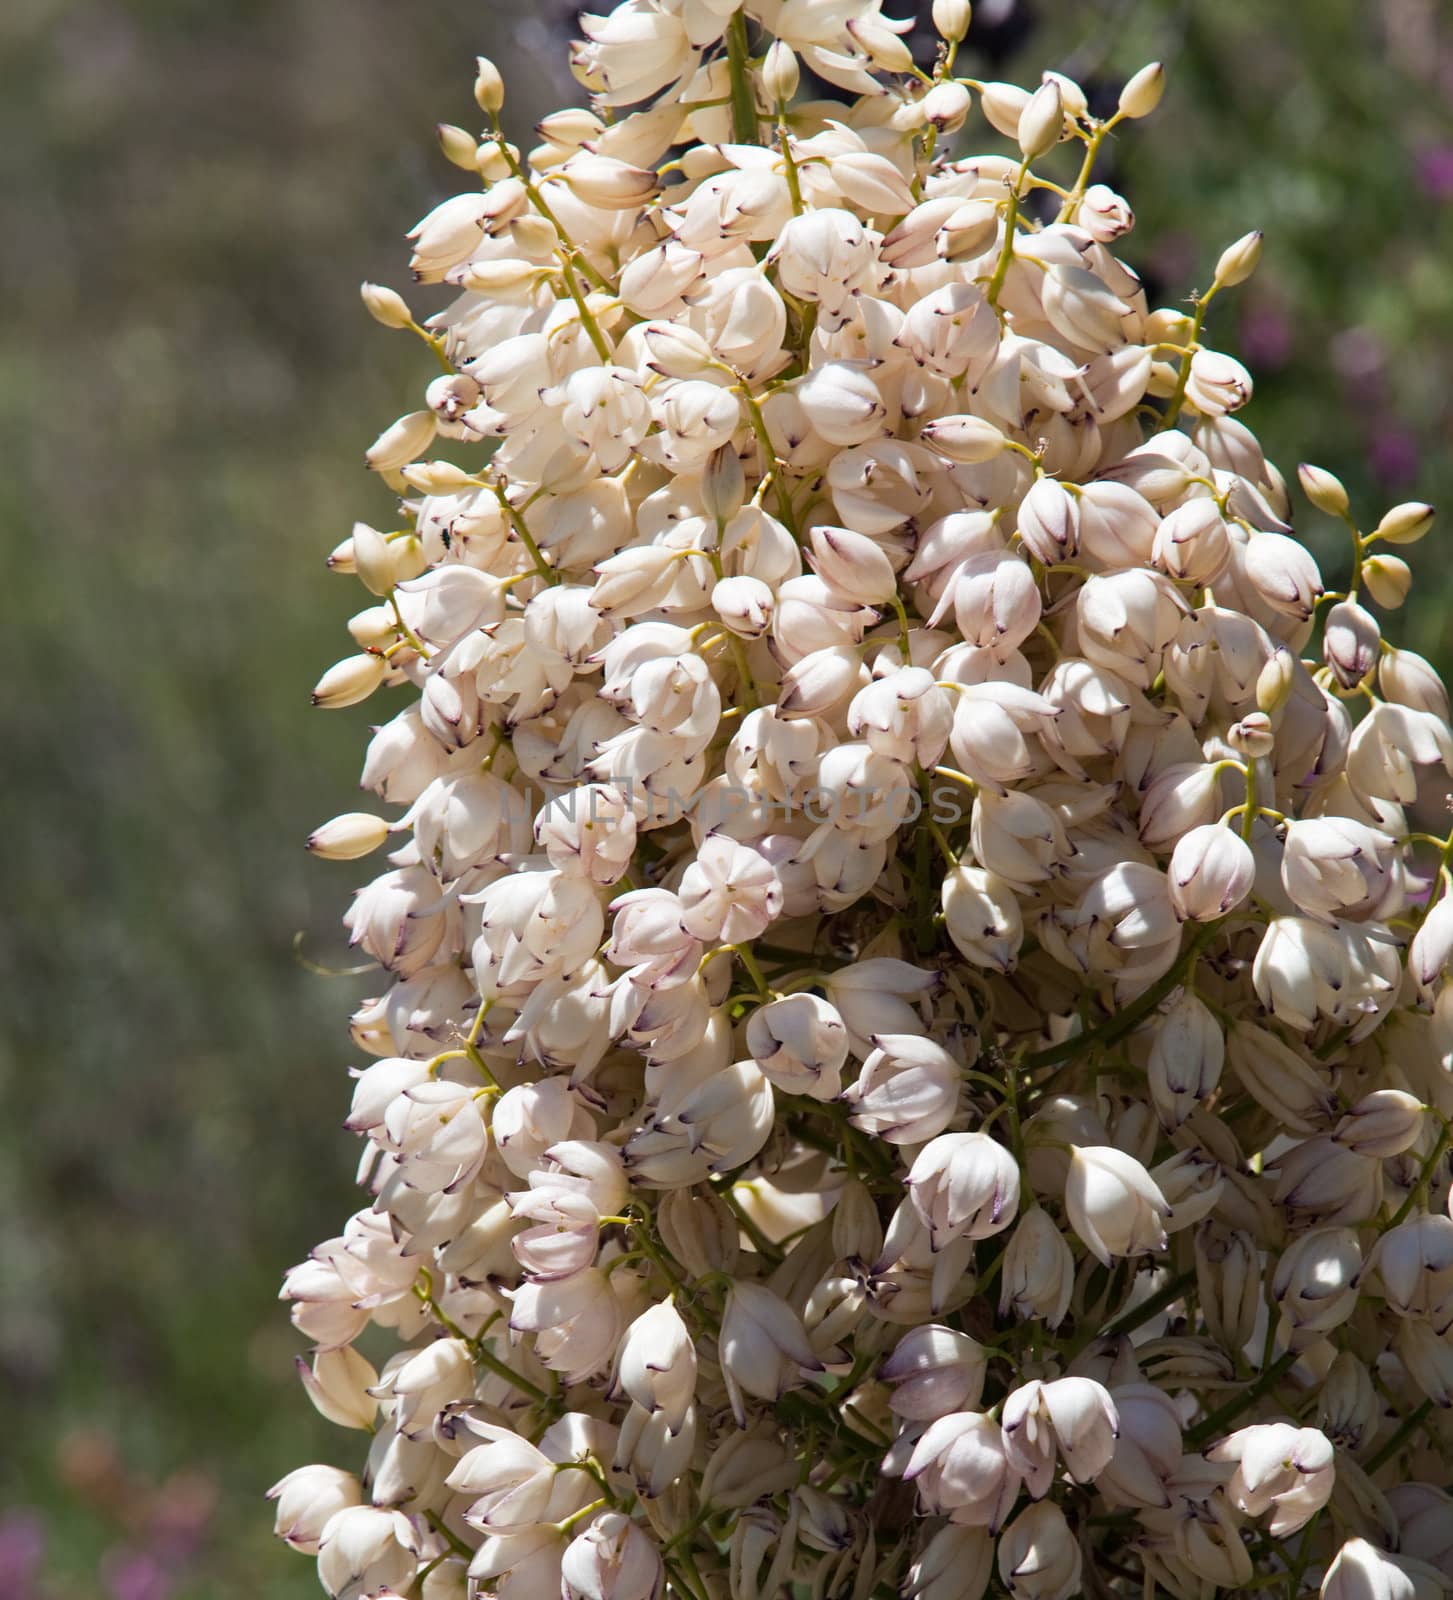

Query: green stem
[985,160,1030,311]
[1387,1120,1452,1227]
[725,10,759,145]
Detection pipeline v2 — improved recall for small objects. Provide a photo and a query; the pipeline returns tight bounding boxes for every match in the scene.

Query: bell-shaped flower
[718,1281,823,1424]
[1001,1376,1120,1497]
[903,1412,1021,1532]
[1205,1422,1335,1537]
[1065,1145,1171,1265]
[907,1131,1021,1248]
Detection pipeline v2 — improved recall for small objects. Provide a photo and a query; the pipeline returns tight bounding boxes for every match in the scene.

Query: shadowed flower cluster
[274,4,1453,1597]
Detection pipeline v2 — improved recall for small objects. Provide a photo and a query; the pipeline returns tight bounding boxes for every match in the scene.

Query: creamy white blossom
[277,11,1453,1596]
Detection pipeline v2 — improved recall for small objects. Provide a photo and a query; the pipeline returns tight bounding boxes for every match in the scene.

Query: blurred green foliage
[1,0,1449,1593]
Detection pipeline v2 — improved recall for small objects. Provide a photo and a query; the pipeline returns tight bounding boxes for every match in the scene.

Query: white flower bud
[1319,1351,1378,1451]
[614,1301,696,1430]
[762,39,799,105]
[360,281,413,330]
[719,1282,823,1424]
[1227,1020,1336,1134]
[306,811,390,861]
[920,413,1007,464]
[806,521,897,603]
[1018,80,1065,161]
[999,1206,1075,1327]
[473,54,504,113]
[1299,462,1350,517]
[1321,1540,1418,1600]
[1372,501,1435,546]
[268,1465,362,1554]
[364,408,437,471]
[997,1500,1082,1600]
[942,863,1023,972]
[1333,1088,1424,1159]
[1362,553,1412,609]
[907,1132,1021,1247]
[978,80,1030,139]
[1118,61,1166,119]
[932,0,972,42]
[1323,599,1380,689]
[1065,1145,1170,1265]
[1367,1214,1453,1328]
[1148,991,1223,1127]
[311,652,388,709]
[1215,230,1264,288]
[1167,823,1254,920]
[1195,1222,1262,1354]
[882,1325,989,1419]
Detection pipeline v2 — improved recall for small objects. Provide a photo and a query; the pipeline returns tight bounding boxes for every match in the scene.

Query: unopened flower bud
[1195,1221,1262,1354]
[978,81,1030,140]
[1334,1089,1424,1158]
[360,281,413,330]
[999,1205,1075,1328]
[1362,554,1412,609]
[364,409,436,473]
[1321,1538,1415,1600]
[1372,501,1435,546]
[1228,711,1275,759]
[1298,462,1350,517]
[473,55,504,114]
[1018,80,1065,161]
[1118,61,1166,119]
[1215,230,1264,288]
[311,653,387,709]
[307,812,390,861]
[932,0,972,43]
[762,40,799,105]
[997,1500,1082,1600]
[882,1325,989,1420]
[436,122,479,170]
[1167,823,1255,921]
[1319,1350,1378,1451]
[1148,990,1223,1127]
[1256,646,1297,713]
[1323,599,1380,688]
[920,413,1007,464]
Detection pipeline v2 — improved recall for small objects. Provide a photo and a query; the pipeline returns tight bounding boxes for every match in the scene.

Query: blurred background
[1,0,1450,1593]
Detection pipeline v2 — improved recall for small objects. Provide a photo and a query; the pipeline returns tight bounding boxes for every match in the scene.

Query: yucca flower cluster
[271,4,1453,1598]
